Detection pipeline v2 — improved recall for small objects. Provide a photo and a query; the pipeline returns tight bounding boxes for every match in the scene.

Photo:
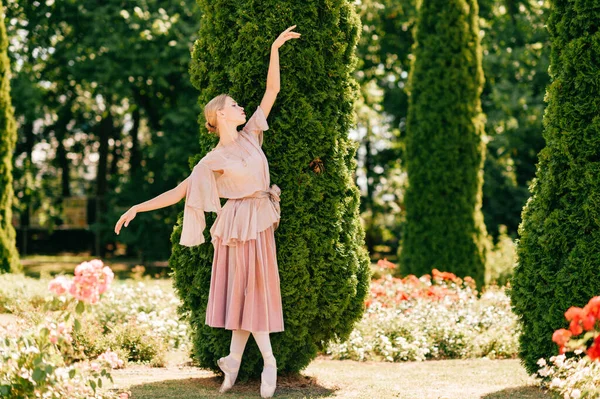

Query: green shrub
[0,0,20,274]
[104,322,167,366]
[399,0,489,287]
[509,0,600,374]
[169,0,370,379]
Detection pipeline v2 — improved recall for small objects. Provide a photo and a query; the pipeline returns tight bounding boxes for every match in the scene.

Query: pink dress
[179,106,284,333]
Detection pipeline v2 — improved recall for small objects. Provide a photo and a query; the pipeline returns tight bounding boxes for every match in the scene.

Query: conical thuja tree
[399,0,488,286]
[510,0,600,374]
[0,0,20,274]
[168,1,370,378]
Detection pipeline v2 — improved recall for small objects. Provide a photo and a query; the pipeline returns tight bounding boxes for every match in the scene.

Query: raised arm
[114,177,189,235]
[259,25,301,119]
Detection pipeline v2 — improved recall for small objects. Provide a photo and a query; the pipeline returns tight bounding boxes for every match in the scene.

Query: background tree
[169,0,370,379]
[510,0,600,374]
[479,0,550,241]
[353,0,416,258]
[6,0,201,259]
[0,0,19,273]
[399,0,489,286]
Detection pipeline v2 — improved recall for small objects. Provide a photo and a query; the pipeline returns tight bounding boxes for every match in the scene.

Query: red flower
[558,346,566,354]
[377,258,397,270]
[565,307,586,336]
[586,296,600,319]
[583,314,597,331]
[394,292,410,303]
[565,306,585,322]
[570,320,584,336]
[402,275,421,287]
[587,336,600,361]
[552,328,572,347]
[432,268,459,282]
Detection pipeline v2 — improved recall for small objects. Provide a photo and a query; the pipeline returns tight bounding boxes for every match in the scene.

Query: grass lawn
[108,351,550,399]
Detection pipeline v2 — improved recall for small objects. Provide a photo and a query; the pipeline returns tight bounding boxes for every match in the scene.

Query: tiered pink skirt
[205,194,284,333]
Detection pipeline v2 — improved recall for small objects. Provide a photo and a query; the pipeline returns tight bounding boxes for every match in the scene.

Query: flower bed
[326,261,519,362]
[536,296,600,398]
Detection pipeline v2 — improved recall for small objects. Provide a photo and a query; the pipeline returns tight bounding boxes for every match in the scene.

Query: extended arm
[260,25,300,119]
[114,177,189,235]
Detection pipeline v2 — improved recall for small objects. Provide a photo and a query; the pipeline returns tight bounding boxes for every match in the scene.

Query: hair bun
[205,121,217,133]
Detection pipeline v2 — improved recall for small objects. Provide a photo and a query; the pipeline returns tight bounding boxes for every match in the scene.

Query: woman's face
[219,97,246,126]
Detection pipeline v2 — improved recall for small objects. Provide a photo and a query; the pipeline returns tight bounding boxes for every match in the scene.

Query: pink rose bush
[0,260,126,398]
[97,350,125,369]
[49,259,114,304]
[48,321,73,344]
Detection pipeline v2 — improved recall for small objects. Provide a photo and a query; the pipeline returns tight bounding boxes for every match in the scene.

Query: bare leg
[218,329,250,393]
[253,332,277,398]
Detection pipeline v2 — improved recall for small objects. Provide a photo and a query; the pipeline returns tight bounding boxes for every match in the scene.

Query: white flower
[538,367,551,377]
[551,378,565,388]
[570,389,581,399]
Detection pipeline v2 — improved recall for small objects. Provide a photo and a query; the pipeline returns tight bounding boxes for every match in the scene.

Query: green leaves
[0,0,20,274]
[75,300,85,315]
[399,0,489,287]
[510,0,600,375]
[170,0,370,379]
[31,367,46,382]
[74,318,82,332]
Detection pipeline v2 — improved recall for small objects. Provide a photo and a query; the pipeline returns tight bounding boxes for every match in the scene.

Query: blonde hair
[204,94,229,135]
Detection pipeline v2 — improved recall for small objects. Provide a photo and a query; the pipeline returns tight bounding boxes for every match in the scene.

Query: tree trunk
[95,110,113,257]
[129,107,141,178]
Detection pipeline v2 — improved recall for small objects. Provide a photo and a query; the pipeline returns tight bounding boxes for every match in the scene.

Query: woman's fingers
[115,212,134,234]
[282,32,301,43]
[115,218,124,235]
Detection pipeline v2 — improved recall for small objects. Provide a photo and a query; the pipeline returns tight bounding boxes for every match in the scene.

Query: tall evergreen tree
[399,0,488,286]
[0,0,19,273]
[168,1,370,378]
[510,0,600,374]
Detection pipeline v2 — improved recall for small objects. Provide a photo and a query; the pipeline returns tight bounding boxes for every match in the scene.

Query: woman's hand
[272,25,301,49]
[115,206,138,235]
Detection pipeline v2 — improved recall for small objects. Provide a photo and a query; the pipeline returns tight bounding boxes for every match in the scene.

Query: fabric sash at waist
[210,184,281,246]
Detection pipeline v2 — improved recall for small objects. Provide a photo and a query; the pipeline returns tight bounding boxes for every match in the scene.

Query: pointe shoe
[260,353,277,398]
[217,355,241,393]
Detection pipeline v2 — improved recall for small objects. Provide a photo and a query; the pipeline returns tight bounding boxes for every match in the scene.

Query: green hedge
[168,0,370,379]
[399,0,488,286]
[0,0,20,274]
[510,0,600,374]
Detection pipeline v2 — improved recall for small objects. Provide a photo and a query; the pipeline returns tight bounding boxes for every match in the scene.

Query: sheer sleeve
[242,106,269,147]
[179,158,222,247]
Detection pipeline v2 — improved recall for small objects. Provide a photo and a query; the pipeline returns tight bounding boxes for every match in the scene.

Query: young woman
[114,25,300,398]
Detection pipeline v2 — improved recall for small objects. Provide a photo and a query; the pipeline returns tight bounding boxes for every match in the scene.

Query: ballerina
[115,25,301,398]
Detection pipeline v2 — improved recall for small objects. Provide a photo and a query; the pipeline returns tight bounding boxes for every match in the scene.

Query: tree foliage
[479,0,550,240]
[6,1,201,259]
[169,0,370,378]
[510,0,600,374]
[0,0,20,273]
[399,0,488,286]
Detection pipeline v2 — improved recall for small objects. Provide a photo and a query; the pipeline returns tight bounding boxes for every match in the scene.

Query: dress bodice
[180,106,280,247]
